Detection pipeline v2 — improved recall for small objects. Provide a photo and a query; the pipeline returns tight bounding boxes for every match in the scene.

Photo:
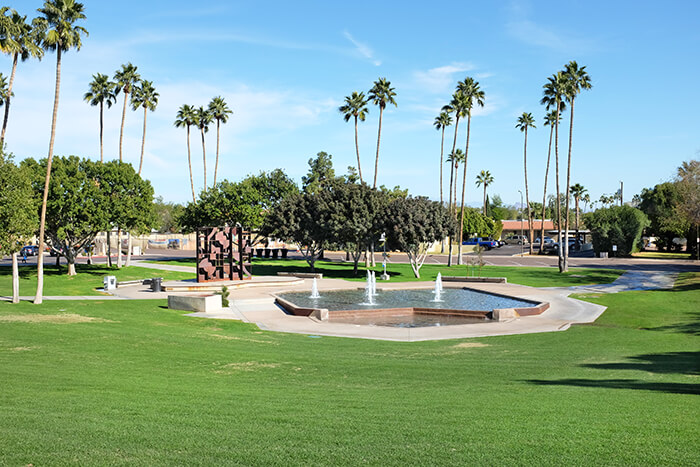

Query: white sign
[612,245,617,252]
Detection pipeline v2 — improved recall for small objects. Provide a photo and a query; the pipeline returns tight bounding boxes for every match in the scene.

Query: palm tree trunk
[575,197,580,243]
[354,116,363,183]
[555,102,563,272]
[541,125,554,254]
[439,127,445,205]
[12,252,19,303]
[35,47,62,305]
[119,91,128,162]
[483,185,487,214]
[99,100,104,162]
[457,115,472,266]
[214,118,221,186]
[138,106,147,175]
[126,231,132,267]
[186,126,196,203]
[201,128,207,190]
[563,97,576,272]
[0,52,18,147]
[524,127,534,255]
[107,230,113,267]
[373,106,384,189]
[446,117,460,267]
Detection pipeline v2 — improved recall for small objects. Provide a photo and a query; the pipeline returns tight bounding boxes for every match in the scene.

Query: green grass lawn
[0,264,194,297]
[632,251,694,260]
[148,257,624,287]
[0,272,697,464]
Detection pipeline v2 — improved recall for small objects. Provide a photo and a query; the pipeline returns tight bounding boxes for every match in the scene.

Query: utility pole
[620,180,624,206]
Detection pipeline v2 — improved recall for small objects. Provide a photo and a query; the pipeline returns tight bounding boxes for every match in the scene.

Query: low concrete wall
[277,272,323,279]
[442,276,507,284]
[168,294,222,313]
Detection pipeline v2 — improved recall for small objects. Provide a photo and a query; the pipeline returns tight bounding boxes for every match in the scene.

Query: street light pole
[380,232,389,280]
[518,190,523,257]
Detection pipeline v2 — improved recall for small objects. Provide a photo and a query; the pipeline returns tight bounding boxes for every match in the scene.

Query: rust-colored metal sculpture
[196,226,252,282]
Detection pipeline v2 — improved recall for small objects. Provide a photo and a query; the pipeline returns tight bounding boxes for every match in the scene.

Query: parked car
[484,237,504,248]
[504,235,529,245]
[462,237,499,250]
[20,245,39,256]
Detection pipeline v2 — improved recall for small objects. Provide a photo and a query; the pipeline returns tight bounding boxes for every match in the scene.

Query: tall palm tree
[113,62,140,162]
[208,96,232,186]
[367,77,397,188]
[539,110,563,253]
[561,61,592,271]
[83,73,116,162]
[433,111,452,205]
[339,91,369,184]
[516,112,536,254]
[33,0,87,304]
[442,91,469,267]
[130,79,158,175]
[541,71,569,272]
[455,77,485,265]
[570,183,587,243]
[446,149,465,217]
[475,170,494,215]
[174,104,197,203]
[0,8,44,147]
[195,106,213,190]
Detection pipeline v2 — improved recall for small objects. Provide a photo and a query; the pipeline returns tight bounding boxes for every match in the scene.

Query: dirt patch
[453,342,489,349]
[8,346,34,352]
[0,313,115,324]
[214,361,280,374]
[204,333,278,345]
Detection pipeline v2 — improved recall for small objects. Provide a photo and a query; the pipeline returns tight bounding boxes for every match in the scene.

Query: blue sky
[5,0,699,207]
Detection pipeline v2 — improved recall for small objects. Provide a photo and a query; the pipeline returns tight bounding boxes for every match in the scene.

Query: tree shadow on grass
[525,378,699,395]
[642,312,700,336]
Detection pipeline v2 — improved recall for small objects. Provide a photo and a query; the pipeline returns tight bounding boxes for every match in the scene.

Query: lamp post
[518,190,523,257]
[380,232,390,280]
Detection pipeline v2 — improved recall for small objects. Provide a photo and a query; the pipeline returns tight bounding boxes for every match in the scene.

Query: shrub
[584,206,649,256]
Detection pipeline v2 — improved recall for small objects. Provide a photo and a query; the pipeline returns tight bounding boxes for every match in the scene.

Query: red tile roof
[501,219,555,231]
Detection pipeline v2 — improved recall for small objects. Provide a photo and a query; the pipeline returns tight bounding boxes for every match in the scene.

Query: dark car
[20,245,39,256]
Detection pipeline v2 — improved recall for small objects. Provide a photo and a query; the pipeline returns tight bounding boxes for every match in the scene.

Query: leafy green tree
[174,104,197,203]
[339,91,369,183]
[675,159,700,259]
[153,196,184,233]
[433,111,452,206]
[462,207,495,238]
[113,62,140,162]
[455,77,485,264]
[584,205,649,257]
[382,196,455,278]
[131,79,158,175]
[208,96,232,186]
[562,61,592,270]
[541,71,569,270]
[33,0,88,303]
[0,7,44,146]
[23,156,110,276]
[638,182,689,251]
[195,105,213,189]
[0,151,38,303]
[84,73,116,162]
[302,151,336,194]
[243,169,299,210]
[368,77,397,188]
[516,112,536,253]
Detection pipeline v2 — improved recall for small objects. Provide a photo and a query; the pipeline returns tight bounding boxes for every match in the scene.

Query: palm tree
[195,106,213,190]
[130,80,158,175]
[455,77,485,265]
[339,91,369,184]
[367,77,397,188]
[174,104,197,203]
[539,110,563,253]
[33,0,88,304]
[561,61,592,271]
[541,71,569,272]
[0,8,43,147]
[475,170,494,215]
[446,149,465,211]
[442,91,469,267]
[83,73,116,162]
[570,183,587,243]
[208,96,232,186]
[113,62,140,162]
[433,111,452,205]
[516,112,536,254]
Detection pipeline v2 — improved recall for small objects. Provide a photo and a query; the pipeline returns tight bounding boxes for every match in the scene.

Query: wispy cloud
[413,62,476,94]
[505,1,593,52]
[342,31,382,66]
